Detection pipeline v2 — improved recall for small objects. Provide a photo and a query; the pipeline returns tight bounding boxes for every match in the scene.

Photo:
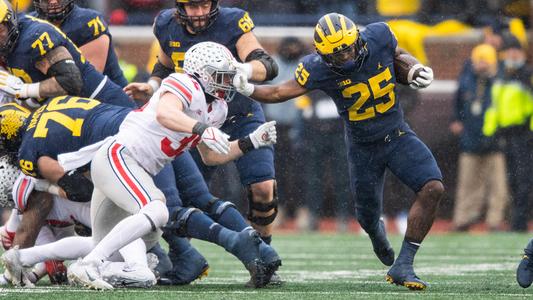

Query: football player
[68,42,278,289]
[30,0,128,87]
[234,13,445,290]
[0,0,133,108]
[124,2,281,272]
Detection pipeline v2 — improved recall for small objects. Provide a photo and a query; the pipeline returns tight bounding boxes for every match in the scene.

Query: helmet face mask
[183,42,237,102]
[175,0,219,34]
[0,0,19,58]
[314,13,367,73]
[0,154,19,208]
[33,0,74,23]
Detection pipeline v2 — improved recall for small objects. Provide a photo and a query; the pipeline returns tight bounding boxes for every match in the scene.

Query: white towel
[58,136,115,172]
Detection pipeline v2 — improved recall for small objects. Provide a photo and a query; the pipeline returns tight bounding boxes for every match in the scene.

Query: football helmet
[314,13,367,72]
[183,41,237,102]
[33,0,75,23]
[0,0,19,58]
[0,103,30,154]
[175,0,219,33]
[0,154,19,208]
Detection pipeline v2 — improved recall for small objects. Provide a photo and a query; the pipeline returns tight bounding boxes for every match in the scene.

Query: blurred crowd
[4,0,533,233]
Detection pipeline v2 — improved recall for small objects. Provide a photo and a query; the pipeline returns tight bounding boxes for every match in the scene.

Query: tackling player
[234,13,445,290]
[124,2,281,265]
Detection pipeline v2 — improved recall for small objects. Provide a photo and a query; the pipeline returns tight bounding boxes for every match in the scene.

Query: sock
[396,238,420,265]
[119,238,148,268]
[84,214,153,263]
[5,209,20,233]
[262,235,272,245]
[19,236,93,266]
[212,205,249,232]
[525,238,533,255]
[184,211,238,251]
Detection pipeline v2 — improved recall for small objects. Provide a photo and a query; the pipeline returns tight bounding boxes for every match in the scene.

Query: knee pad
[166,207,202,237]
[246,182,279,226]
[205,198,237,219]
[140,200,169,230]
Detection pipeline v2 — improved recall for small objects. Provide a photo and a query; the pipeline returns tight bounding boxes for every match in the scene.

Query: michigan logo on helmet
[0,0,19,58]
[0,103,30,153]
[314,13,367,71]
[0,154,19,208]
[184,41,237,102]
[33,0,75,23]
[175,0,220,33]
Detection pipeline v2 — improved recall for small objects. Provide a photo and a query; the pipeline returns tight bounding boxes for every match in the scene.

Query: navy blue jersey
[295,22,404,143]
[18,96,131,177]
[30,6,128,87]
[6,14,116,103]
[154,7,260,116]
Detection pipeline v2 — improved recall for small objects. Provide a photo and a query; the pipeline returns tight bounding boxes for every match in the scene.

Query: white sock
[19,236,93,266]
[119,239,148,268]
[5,209,20,232]
[84,201,168,263]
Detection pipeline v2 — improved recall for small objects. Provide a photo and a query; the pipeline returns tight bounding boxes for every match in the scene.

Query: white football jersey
[116,73,228,175]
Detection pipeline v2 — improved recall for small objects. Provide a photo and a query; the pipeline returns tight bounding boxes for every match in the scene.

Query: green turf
[2,232,533,299]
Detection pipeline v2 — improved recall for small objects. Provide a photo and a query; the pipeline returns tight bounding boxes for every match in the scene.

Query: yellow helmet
[0,103,30,154]
[0,0,19,58]
[175,0,220,33]
[314,13,367,71]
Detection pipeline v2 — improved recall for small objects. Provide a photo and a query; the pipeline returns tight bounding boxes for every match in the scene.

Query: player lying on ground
[233,13,445,290]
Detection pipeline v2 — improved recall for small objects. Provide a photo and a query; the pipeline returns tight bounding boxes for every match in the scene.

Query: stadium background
[5,0,533,232]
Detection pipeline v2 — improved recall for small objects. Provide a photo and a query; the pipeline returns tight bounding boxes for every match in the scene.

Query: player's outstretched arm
[12,191,53,248]
[235,31,278,82]
[124,48,174,102]
[233,74,308,104]
[198,121,277,166]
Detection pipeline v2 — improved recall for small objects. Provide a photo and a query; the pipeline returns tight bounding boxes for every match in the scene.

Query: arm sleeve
[160,74,198,109]
[78,12,110,44]
[12,173,36,213]
[294,56,318,90]
[28,25,68,63]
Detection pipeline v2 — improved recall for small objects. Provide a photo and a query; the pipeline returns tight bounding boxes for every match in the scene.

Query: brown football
[394,54,419,84]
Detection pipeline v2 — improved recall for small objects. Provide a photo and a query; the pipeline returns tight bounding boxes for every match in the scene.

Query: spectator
[450,44,509,231]
[263,37,308,226]
[483,34,533,232]
[108,0,172,25]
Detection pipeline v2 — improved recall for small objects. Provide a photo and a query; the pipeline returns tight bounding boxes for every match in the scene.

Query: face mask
[504,58,525,70]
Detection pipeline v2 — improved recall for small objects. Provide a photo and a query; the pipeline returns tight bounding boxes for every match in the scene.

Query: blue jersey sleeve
[27,21,68,63]
[18,138,40,177]
[294,54,323,90]
[153,9,175,56]
[70,10,110,45]
[365,22,397,55]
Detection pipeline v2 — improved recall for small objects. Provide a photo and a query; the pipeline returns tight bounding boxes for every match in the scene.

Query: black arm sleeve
[245,48,279,81]
[47,59,83,95]
[57,170,94,203]
[151,60,174,79]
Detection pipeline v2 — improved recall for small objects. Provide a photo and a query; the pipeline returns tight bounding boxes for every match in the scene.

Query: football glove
[233,61,253,79]
[0,71,40,99]
[201,127,230,155]
[233,72,254,97]
[249,121,277,148]
[408,64,433,90]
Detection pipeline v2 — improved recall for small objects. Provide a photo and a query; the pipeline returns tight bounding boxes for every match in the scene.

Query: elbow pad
[245,49,279,81]
[47,59,83,95]
[151,60,174,79]
[57,170,94,202]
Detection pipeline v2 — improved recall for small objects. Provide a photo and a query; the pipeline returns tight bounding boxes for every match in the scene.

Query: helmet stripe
[324,14,337,37]
[0,1,8,22]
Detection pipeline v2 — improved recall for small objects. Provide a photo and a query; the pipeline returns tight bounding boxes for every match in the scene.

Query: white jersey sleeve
[12,172,35,212]
[160,73,202,109]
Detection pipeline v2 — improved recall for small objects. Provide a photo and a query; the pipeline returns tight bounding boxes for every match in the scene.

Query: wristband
[25,83,41,98]
[192,122,209,136]
[147,79,160,93]
[238,136,254,153]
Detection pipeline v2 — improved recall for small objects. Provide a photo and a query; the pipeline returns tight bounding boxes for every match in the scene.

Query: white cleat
[67,259,113,290]
[101,262,156,288]
[1,246,34,288]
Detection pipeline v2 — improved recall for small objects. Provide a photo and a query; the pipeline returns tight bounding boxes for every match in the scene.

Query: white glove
[33,179,61,196]
[0,71,39,99]
[233,61,253,79]
[0,226,15,250]
[408,65,433,90]
[201,127,230,155]
[249,121,277,148]
[233,72,254,97]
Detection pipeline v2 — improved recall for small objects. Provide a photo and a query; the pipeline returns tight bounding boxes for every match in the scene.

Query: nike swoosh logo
[85,270,96,281]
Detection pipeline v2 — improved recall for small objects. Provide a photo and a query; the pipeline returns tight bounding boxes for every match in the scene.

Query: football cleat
[45,260,68,285]
[1,246,34,287]
[369,220,395,266]
[517,239,533,288]
[157,237,210,285]
[246,242,282,287]
[101,262,156,288]
[230,229,269,288]
[386,263,428,290]
[67,259,113,290]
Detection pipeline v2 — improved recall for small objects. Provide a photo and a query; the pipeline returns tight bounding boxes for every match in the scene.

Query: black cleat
[386,263,428,290]
[517,239,533,288]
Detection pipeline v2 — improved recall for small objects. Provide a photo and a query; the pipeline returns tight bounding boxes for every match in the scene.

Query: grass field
[1,232,533,299]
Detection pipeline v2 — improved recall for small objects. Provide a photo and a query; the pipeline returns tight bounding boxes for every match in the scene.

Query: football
[394,53,420,84]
